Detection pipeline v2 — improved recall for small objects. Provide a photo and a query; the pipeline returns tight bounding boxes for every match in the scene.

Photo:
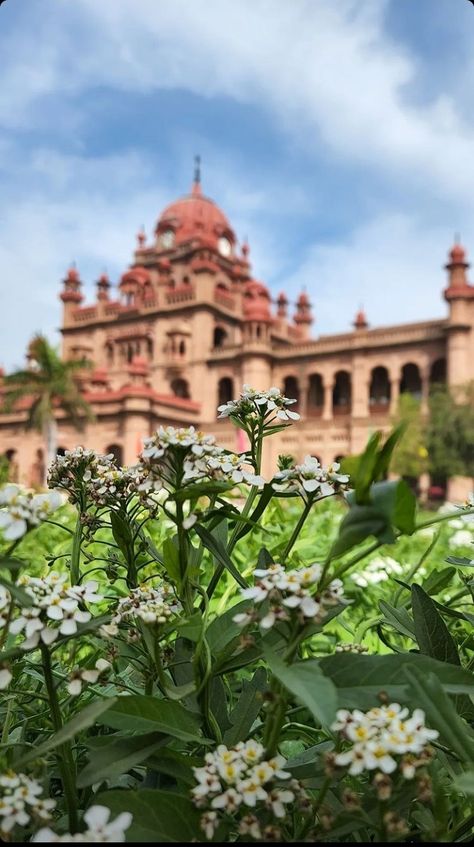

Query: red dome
[156,182,235,249]
[449,243,467,263]
[120,266,150,286]
[243,279,272,321]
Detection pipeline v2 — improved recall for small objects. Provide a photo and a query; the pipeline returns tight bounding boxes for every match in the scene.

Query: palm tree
[2,335,94,482]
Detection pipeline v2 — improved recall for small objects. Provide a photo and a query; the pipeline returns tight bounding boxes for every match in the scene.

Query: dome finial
[192,155,202,195]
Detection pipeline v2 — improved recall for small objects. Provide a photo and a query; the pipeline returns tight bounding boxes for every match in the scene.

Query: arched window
[369,366,391,410]
[333,371,352,413]
[400,363,422,398]
[213,326,228,349]
[307,374,324,415]
[218,377,234,408]
[4,449,19,483]
[127,344,134,364]
[106,444,123,465]
[171,378,190,399]
[429,358,446,386]
[283,376,300,408]
[146,338,154,360]
[179,340,186,356]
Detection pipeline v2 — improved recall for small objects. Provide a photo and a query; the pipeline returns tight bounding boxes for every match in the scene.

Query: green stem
[281,497,313,562]
[394,530,440,605]
[70,514,83,585]
[40,646,78,833]
[176,501,193,614]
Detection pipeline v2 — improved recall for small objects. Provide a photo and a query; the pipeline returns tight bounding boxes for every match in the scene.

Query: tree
[391,393,428,481]
[427,383,474,482]
[2,335,93,483]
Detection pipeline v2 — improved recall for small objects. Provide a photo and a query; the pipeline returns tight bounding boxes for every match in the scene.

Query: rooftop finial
[194,154,201,185]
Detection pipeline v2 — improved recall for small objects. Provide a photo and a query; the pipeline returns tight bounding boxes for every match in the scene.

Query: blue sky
[1,0,474,368]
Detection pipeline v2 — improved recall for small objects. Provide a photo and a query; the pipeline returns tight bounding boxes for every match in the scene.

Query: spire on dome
[136,227,146,248]
[192,154,202,196]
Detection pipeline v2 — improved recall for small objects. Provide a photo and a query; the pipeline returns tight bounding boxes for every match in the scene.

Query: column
[322,376,333,421]
[389,372,400,415]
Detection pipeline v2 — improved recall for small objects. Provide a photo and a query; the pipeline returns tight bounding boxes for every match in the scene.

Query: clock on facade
[159,229,175,249]
[218,236,232,257]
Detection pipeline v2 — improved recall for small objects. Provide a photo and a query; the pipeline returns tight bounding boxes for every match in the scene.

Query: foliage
[427,382,474,480]
[391,393,428,480]
[2,334,93,473]
[0,385,474,843]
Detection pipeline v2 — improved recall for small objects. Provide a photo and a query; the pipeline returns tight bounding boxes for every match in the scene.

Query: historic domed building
[1,163,474,498]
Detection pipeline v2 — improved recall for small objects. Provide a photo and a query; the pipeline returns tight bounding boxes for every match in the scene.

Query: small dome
[65,266,79,282]
[243,279,272,321]
[120,266,150,286]
[354,308,368,329]
[449,243,467,263]
[297,290,310,306]
[277,291,288,303]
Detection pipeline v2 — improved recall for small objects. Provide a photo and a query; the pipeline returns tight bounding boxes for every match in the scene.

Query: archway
[106,444,123,465]
[369,366,391,411]
[218,377,234,408]
[400,363,422,398]
[171,378,190,399]
[283,376,300,408]
[307,374,324,416]
[332,371,352,414]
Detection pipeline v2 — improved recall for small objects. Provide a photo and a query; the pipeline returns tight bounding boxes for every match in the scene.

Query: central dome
[156,178,235,252]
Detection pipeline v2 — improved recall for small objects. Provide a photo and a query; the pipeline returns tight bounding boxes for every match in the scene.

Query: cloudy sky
[0,0,473,368]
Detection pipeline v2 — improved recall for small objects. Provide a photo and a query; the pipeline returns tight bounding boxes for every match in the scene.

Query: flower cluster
[67,658,111,696]
[332,704,438,778]
[32,805,132,842]
[10,572,102,650]
[272,455,349,499]
[137,426,264,494]
[87,465,140,506]
[0,771,55,836]
[47,447,115,504]
[108,583,181,630]
[218,385,300,423]
[0,484,63,541]
[235,562,345,630]
[335,642,368,654]
[192,741,306,840]
[351,555,404,588]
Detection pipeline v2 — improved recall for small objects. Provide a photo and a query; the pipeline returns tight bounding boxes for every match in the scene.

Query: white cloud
[284,213,456,336]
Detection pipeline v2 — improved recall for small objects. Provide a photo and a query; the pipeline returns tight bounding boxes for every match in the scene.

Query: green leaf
[320,653,474,711]
[171,481,234,502]
[206,600,251,656]
[162,538,181,588]
[224,668,267,745]
[78,732,168,787]
[145,749,199,786]
[379,600,416,640]
[411,584,460,665]
[422,567,457,595]
[265,650,337,728]
[97,695,204,742]
[95,789,201,842]
[194,524,248,588]
[110,511,133,560]
[446,556,474,568]
[454,770,474,795]
[234,483,274,543]
[16,698,116,765]
[286,741,334,780]
[403,667,474,762]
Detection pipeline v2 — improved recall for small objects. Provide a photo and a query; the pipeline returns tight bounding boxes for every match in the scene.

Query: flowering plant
[0,386,474,843]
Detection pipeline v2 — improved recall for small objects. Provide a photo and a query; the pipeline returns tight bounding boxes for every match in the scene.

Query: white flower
[0,484,63,541]
[332,704,438,779]
[0,665,12,689]
[32,805,132,843]
[191,742,306,831]
[236,561,345,630]
[0,771,55,836]
[8,573,101,651]
[272,456,349,499]
[114,583,180,627]
[217,385,300,424]
[67,658,111,696]
[449,529,473,549]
